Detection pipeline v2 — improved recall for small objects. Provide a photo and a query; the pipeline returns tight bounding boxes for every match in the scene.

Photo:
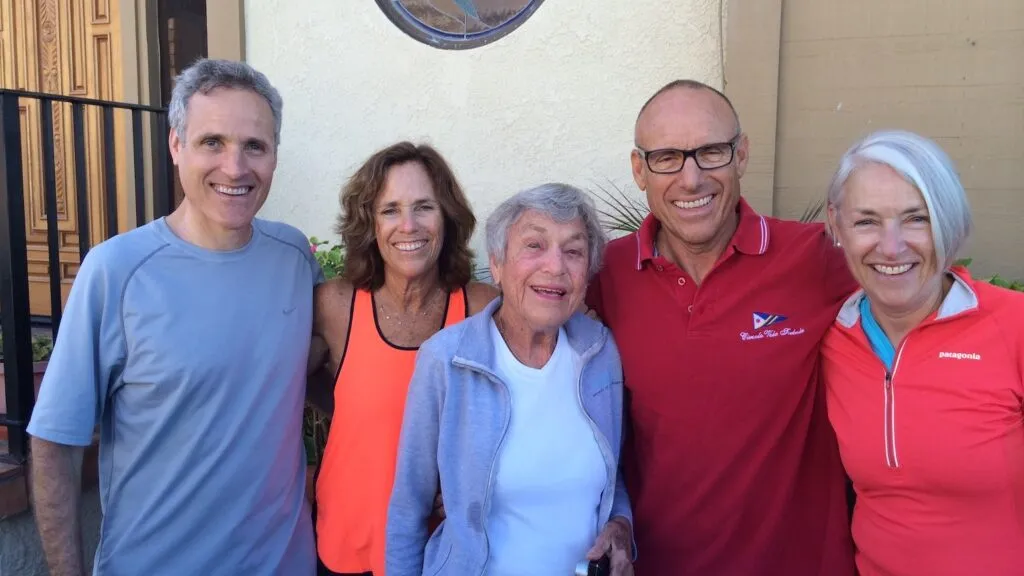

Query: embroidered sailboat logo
[752,312,787,330]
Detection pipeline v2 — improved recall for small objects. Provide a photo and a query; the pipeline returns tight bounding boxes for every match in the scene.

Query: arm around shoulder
[307,279,354,414]
[386,338,450,576]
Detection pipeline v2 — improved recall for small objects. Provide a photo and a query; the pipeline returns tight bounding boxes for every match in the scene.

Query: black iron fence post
[0,92,36,463]
[0,89,171,460]
[41,99,63,338]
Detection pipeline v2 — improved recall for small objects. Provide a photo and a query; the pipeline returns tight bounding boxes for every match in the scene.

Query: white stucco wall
[245,0,724,256]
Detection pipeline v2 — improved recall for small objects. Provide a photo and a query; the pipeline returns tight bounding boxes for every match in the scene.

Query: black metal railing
[0,89,174,463]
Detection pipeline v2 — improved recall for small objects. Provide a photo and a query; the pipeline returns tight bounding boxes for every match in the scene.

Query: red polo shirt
[587,198,857,576]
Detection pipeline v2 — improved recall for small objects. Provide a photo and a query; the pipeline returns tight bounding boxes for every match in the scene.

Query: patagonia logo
[938,351,981,361]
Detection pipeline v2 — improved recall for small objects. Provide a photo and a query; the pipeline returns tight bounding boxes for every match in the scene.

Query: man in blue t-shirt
[27,58,322,575]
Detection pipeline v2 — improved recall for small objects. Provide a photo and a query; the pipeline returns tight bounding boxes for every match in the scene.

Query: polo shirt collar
[635,196,770,271]
[835,267,980,329]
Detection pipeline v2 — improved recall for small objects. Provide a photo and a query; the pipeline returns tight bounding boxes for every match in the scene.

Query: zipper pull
[884,372,892,389]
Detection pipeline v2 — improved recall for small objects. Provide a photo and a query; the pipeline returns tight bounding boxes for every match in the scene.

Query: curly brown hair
[335,142,476,291]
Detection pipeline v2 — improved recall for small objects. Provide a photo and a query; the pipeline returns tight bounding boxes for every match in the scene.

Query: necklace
[376,287,443,326]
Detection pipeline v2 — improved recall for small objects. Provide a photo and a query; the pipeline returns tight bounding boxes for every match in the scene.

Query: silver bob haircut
[826,129,972,270]
[168,58,284,147]
[486,183,608,279]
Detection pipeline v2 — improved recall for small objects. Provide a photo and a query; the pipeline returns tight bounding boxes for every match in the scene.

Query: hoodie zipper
[883,341,908,469]
[574,345,614,523]
[478,372,511,576]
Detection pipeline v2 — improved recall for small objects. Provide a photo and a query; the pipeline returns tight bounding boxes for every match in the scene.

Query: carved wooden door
[0,0,126,317]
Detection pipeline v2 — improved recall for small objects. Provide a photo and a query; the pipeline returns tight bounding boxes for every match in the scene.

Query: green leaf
[798,199,825,223]
[309,237,347,280]
[588,180,649,234]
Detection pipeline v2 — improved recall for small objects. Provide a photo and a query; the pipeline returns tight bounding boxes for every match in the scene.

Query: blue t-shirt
[27,217,322,575]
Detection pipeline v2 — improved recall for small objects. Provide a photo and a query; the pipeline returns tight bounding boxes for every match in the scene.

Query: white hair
[826,129,972,270]
[485,183,608,279]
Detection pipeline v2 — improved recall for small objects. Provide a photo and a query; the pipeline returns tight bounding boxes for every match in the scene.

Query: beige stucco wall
[244,0,725,253]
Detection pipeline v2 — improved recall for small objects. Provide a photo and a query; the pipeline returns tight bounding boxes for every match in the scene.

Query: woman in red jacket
[821,129,1024,576]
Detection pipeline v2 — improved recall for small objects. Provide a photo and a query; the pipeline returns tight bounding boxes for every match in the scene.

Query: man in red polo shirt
[586,80,858,575]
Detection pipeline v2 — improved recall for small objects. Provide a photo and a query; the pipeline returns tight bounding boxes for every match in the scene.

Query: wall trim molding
[723,0,783,216]
[206,0,245,61]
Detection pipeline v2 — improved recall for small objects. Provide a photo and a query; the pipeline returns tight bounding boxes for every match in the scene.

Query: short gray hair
[826,129,972,270]
[168,58,284,146]
[486,183,608,279]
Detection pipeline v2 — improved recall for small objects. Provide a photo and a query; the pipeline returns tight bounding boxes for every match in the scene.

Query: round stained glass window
[376,0,546,49]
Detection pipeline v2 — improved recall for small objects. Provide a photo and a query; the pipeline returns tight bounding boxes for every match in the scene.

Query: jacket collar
[635,196,770,271]
[452,295,607,375]
[836,266,980,329]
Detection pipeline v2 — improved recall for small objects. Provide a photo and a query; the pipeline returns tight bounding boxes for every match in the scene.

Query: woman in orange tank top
[307,142,498,576]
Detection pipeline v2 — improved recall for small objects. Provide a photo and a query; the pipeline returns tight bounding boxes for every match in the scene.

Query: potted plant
[0,332,53,440]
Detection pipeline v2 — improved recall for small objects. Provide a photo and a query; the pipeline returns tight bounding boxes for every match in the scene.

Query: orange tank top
[315,287,467,575]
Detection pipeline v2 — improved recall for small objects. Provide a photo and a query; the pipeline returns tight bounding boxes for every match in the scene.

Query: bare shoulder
[465,281,500,315]
[314,277,356,334]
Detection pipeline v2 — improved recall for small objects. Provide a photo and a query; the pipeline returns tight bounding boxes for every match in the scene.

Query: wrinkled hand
[586,517,633,576]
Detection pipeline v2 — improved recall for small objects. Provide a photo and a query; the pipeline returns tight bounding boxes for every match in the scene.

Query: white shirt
[485,321,608,576]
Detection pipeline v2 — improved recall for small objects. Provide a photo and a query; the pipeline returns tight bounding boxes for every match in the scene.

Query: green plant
[798,198,826,223]
[589,180,649,234]
[473,263,493,284]
[0,332,53,363]
[955,258,1024,292]
[303,235,347,467]
[303,405,331,466]
[309,236,346,280]
[587,180,828,233]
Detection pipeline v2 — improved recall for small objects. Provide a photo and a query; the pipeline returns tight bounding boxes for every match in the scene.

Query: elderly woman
[385,183,634,576]
[821,129,1024,576]
[308,141,499,576]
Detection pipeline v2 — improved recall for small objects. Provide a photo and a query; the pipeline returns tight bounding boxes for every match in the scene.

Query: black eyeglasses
[636,134,740,174]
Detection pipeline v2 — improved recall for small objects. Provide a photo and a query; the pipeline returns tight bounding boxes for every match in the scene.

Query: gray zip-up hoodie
[385,296,633,576]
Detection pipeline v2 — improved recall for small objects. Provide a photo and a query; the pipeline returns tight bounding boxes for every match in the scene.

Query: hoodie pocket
[426,542,453,576]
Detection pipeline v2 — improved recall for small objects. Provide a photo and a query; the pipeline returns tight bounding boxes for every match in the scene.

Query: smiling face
[490,210,589,334]
[828,161,943,320]
[632,87,749,252]
[374,161,445,282]
[169,87,276,236]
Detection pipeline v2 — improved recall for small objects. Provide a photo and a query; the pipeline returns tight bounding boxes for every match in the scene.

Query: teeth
[214,185,251,196]
[873,264,913,275]
[534,287,565,296]
[395,241,427,252]
[673,196,713,210]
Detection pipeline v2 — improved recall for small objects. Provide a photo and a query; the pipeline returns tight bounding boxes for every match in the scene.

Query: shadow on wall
[0,488,101,576]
